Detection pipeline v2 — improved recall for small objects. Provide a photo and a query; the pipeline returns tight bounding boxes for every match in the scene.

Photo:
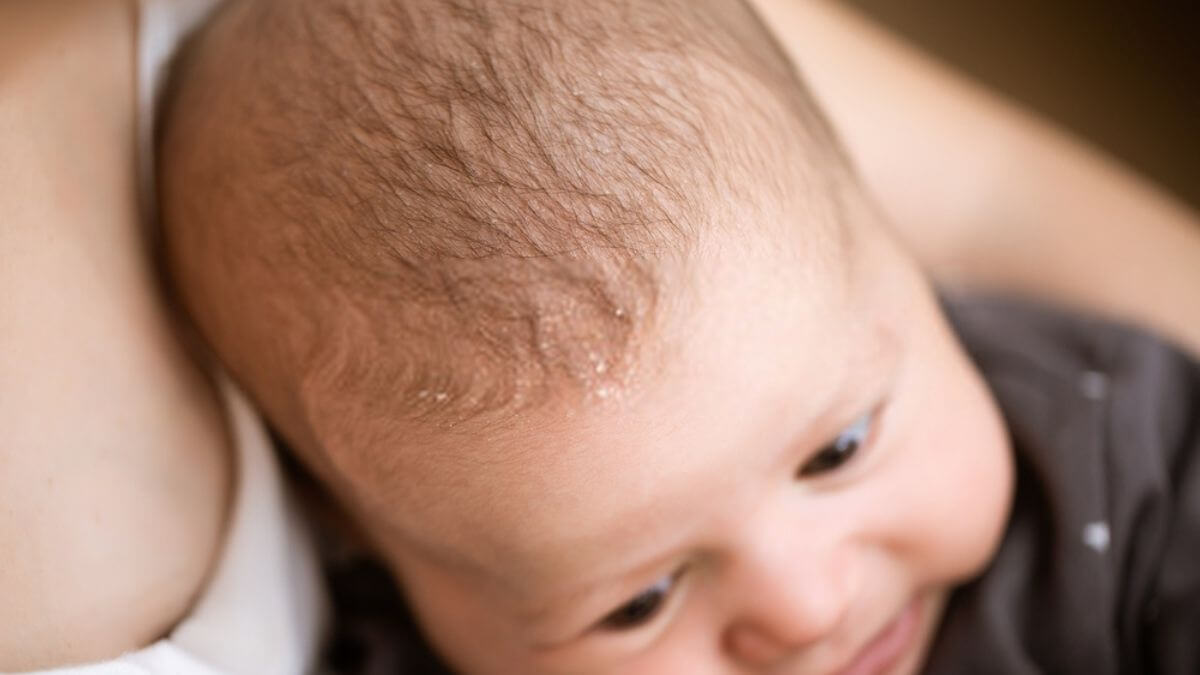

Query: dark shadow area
[847,0,1200,210]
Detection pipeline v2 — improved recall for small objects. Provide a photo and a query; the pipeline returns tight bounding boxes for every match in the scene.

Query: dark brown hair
[158,0,848,454]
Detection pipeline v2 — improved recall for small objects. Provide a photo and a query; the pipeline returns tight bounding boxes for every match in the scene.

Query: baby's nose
[721,540,854,669]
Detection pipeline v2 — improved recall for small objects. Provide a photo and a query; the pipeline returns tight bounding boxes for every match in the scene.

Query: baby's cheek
[938,460,1010,582]
[881,355,1014,586]
[922,377,1013,583]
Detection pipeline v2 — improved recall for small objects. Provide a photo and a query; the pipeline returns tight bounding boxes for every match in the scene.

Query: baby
[157,0,1200,673]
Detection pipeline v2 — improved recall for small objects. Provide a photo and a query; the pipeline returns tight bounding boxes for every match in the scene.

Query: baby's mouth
[830,595,924,675]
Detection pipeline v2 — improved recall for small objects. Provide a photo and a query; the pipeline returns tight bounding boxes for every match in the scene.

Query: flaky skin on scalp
[158,0,847,451]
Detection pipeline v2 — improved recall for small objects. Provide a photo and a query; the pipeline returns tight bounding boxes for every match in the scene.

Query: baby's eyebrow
[516,554,678,639]
[513,522,698,632]
[517,405,863,627]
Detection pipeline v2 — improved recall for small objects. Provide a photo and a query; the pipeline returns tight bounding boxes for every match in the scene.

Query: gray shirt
[927,296,1200,675]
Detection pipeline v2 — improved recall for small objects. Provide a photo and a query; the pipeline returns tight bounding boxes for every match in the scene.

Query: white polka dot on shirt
[1079,370,1109,400]
[1082,521,1111,553]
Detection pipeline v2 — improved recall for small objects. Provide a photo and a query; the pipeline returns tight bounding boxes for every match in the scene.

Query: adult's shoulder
[0,1,233,669]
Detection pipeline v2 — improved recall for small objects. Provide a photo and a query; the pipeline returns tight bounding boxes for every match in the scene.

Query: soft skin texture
[0,0,231,668]
[304,204,1014,673]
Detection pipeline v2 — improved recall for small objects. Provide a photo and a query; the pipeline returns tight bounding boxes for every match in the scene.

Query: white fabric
[16,3,329,672]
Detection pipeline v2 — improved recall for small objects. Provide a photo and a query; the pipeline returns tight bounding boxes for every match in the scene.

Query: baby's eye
[598,574,676,631]
[798,410,874,478]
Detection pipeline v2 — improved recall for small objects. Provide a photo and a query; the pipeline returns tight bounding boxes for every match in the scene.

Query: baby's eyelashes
[598,568,686,631]
[797,409,875,478]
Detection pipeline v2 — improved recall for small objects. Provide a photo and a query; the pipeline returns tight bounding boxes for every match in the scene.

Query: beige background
[848,1,1200,210]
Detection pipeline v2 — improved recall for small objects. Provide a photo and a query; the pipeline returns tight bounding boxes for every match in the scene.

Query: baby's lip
[827,595,923,675]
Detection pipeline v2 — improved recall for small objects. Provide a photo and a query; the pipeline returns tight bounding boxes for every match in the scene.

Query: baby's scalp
[160,0,850,443]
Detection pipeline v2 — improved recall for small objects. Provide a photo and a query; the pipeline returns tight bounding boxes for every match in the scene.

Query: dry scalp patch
[158,0,849,469]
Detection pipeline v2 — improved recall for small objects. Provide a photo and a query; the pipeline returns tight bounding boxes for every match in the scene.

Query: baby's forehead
[324,219,869,570]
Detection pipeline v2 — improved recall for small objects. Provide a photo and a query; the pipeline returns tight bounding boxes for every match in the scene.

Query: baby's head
[159,0,1013,671]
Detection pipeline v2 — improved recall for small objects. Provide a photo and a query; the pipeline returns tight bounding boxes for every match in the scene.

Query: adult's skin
[0,0,230,669]
[751,0,1200,358]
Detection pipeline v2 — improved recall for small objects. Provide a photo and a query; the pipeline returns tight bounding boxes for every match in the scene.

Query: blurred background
[847,0,1200,210]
